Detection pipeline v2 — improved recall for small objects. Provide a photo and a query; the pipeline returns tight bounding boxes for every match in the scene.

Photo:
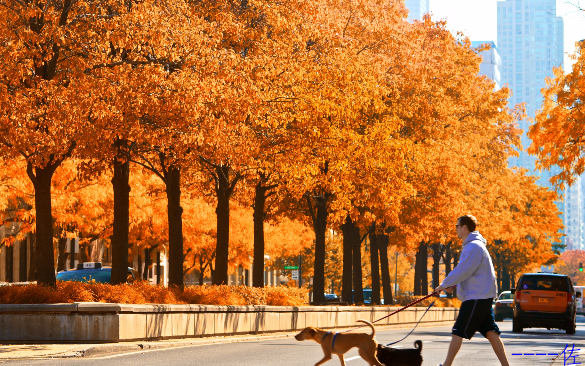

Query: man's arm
[435,243,483,293]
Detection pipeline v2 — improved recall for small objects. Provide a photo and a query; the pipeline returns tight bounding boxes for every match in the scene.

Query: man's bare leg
[441,334,463,366]
[486,330,510,366]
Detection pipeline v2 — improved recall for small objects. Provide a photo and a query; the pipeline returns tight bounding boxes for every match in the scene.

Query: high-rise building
[497,0,570,246]
[471,41,502,90]
[565,177,582,250]
[404,0,429,21]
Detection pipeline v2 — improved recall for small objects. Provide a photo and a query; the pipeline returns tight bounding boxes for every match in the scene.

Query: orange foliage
[555,250,585,286]
[0,283,309,306]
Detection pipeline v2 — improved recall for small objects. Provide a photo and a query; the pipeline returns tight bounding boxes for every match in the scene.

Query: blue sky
[429,0,583,70]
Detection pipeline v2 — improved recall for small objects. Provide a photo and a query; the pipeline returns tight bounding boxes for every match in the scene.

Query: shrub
[2,282,468,308]
[181,285,246,305]
[394,295,461,308]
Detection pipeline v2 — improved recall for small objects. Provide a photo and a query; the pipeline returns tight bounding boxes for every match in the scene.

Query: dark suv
[511,273,580,334]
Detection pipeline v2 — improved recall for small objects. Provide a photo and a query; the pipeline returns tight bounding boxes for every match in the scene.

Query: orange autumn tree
[528,44,585,188]
[555,250,585,286]
[77,0,238,286]
[0,0,97,286]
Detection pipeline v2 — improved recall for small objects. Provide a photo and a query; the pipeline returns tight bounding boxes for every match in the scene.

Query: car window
[498,293,513,300]
[519,276,569,292]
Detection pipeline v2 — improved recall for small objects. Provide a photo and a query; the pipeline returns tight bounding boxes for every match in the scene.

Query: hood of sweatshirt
[463,231,486,246]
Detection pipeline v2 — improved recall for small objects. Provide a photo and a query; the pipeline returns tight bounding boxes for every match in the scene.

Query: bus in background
[576,286,585,315]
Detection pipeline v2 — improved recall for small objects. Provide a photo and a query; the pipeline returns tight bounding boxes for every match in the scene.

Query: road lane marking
[345,356,361,361]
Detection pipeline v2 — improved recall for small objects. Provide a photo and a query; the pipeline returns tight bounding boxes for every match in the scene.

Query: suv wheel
[512,316,523,333]
[566,316,576,335]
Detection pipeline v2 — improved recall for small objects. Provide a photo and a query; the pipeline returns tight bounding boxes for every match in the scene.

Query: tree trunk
[29,164,57,286]
[19,237,27,281]
[111,150,131,285]
[198,268,204,285]
[349,220,364,304]
[414,242,422,295]
[213,165,241,285]
[501,261,511,291]
[27,233,37,281]
[165,165,184,288]
[379,234,393,305]
[137,251,143,281]
[341,215,353,304]
[444,242,452,298]
[253,180,267,287]
[369,229,381,305]
[414,242,428,295]
[306,193,329,304]
[143,246,151,281]
[156,249,161,284]
[57,237,69,272]
[215,186,230,285]
[431,243,443,289]
[421,244,428,295]
[80,242,89,263]
[5,244,13,283]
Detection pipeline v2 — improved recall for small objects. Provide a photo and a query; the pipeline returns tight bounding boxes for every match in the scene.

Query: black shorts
[452,298,500,340]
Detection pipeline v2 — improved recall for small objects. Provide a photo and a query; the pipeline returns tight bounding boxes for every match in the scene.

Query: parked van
[575,286,585,315]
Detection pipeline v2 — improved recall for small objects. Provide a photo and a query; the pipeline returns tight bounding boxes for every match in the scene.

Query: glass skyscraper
[497,0,570,246]
[404,0,429,21]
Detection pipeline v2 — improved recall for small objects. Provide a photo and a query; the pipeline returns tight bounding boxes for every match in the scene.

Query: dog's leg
[338,354,346,366]
[358,347,384,366]
[314,354,332,366]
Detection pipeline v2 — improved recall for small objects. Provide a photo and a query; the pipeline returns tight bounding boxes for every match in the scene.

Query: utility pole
[298,254,302,288]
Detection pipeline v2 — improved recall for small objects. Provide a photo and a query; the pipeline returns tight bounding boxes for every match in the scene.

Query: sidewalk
[0,321,453,360]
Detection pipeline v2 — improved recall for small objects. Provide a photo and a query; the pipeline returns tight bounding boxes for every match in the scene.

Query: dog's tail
[357,319,376,337]
[414,340,423,351]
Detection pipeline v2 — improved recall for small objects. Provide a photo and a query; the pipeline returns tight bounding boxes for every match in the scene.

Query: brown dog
[295,319,384,366]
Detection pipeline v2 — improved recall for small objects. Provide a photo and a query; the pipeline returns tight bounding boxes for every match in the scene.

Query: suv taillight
[567,293,573,305]
[516,291,521,301]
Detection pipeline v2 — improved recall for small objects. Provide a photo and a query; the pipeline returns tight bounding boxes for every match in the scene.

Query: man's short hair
[457,215,477,232]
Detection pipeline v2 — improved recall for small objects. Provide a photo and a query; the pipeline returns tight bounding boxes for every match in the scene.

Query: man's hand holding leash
[434,285,454,294]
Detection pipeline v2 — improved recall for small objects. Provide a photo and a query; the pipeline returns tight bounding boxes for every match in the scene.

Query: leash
[342,291,438,333]
[384,299,435,346]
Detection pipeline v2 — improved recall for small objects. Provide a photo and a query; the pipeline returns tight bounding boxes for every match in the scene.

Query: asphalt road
[4,316,585,366]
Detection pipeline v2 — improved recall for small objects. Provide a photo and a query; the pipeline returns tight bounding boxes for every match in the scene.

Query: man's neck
[461,232,470,243]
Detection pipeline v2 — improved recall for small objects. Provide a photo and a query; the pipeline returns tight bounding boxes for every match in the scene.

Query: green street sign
[284,266,298,270]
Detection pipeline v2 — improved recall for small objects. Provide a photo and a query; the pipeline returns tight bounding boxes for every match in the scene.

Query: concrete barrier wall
[0,303,459,343]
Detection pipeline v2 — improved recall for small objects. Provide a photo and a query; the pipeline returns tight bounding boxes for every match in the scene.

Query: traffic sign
[284,265,298,270]
[291,270,299,280]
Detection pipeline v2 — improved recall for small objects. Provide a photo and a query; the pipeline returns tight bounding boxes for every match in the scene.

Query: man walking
[434,215,510,366]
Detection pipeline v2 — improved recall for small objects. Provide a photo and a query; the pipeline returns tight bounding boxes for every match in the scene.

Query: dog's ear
[309,328,317,337]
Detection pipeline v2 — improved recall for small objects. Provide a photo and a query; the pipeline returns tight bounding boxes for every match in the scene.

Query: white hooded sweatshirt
[439,231,498,302]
